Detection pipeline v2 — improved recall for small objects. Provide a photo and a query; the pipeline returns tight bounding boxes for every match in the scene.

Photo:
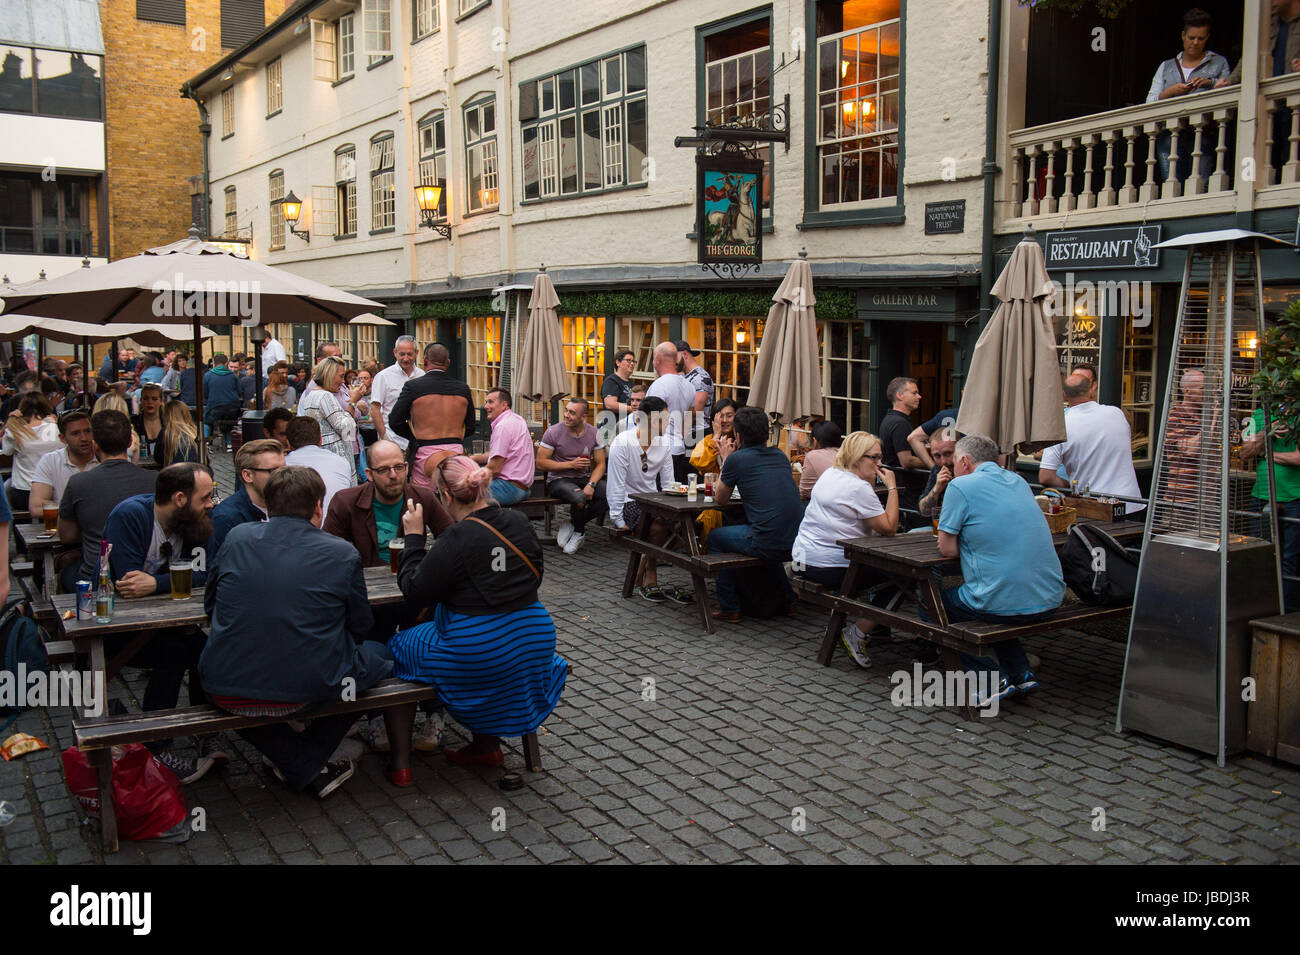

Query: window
[414,0,439,39]
[268,169,284,249]
[819,319,872,433]
[311,185,337,238]
[614,317,672,381]
[1123,317,1159,465]
[458,0,489,15]
[521,316,607,424]
[337,13,356,78]
[0,174,95,256]
[704,18,772,217]
[137,0,185,25]
[815,1,900,207]
[220,87,233,137]
[356,323,380,365]
[221,0,265,51]
[266,57,282,115]
[417,112,448,220]
[0,47,103,120]
[369,133,396,230]
[519,48,647,202]
[312,20,336,81]
[336,145,357,235]
[463,316,503,408]
[464,98,498,214]
[224,186,237,237]
[362,0,392,65]
[682,316,765,405]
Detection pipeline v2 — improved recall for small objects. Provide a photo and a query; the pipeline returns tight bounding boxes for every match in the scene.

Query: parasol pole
[254,337,264,411]
[193,317,206,465]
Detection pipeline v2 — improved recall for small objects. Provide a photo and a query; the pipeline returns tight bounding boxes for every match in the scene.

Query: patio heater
[1117,230,1286,765]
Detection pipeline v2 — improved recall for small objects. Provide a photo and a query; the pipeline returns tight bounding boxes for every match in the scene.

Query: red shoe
[444,745,505,768]
[386,766,413,787]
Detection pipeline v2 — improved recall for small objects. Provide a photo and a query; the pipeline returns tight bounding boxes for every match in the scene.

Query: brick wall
[101,0,286,260]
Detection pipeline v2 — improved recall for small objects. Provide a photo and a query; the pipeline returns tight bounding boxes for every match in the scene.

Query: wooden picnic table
[14,520,61,596]
[807,519,1144,666]
[613,490,752,633]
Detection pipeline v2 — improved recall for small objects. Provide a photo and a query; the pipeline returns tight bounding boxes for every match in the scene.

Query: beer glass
[388,538,404,573]
[169,559,193,599]
[43,502,59,533]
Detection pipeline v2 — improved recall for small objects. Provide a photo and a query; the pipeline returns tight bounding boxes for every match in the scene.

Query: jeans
[491,479,529,506]
[1249,498,1300,614]
[1155,126,1217,185]
[106,627,207,749]
[549,477,606,533]
[919,569,1053,683]
[708,523,794,613]
[234,713,358,790]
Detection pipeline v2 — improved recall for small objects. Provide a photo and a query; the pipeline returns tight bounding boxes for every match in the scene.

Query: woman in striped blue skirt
[389,454,566,772]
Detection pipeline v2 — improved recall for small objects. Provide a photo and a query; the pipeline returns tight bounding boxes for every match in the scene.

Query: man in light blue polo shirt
[936,434,1065,702]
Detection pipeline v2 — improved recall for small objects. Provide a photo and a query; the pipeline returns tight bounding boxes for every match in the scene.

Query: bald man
[387,343,477,495]
[644,341,698,483]
[1039,373,1143,516]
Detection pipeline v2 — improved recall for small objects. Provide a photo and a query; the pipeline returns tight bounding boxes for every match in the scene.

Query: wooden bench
[73,678,544,852]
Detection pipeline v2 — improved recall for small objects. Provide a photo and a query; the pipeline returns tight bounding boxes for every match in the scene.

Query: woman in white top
[2,393,62,511]
[792,431,899,667]
[296,356,357,479]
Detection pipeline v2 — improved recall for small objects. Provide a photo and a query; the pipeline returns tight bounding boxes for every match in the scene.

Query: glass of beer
[931,508,941,536]
[169,559,193,599]
[42,502,59,532]
[388,538,404,573]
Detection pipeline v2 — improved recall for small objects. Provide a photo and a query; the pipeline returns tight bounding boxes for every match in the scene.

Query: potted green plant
[1251,299,1300,442]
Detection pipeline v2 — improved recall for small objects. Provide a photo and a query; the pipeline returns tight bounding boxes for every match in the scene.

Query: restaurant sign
[1044,225,1161,271]
[696,153,763,273]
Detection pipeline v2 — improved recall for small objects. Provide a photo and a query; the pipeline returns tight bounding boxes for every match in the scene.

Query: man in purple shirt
[537,398,606,554]
[470,388,535,505]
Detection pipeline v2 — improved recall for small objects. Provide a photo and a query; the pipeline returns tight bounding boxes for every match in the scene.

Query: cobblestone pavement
[2,449,1298,864]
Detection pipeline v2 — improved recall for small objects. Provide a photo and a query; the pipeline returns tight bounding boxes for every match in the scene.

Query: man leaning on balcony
[1146,8,1230,185]
[1225,0,1300,85]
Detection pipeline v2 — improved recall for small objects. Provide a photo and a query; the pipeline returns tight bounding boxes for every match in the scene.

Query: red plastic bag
[63,744,189,842]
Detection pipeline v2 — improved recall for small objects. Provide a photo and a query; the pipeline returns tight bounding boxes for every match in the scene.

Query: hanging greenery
[1017,0,1135,16]
[410,287,857,322]
[1252,299,1300,441]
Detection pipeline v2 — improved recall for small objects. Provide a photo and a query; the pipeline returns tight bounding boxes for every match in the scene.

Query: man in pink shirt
[470,388,535,505]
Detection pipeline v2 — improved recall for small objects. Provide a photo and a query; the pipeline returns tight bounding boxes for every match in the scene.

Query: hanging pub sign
[696,153,763,272]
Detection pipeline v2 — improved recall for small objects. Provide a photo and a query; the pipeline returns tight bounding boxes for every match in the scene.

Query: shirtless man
[387,343,477,495]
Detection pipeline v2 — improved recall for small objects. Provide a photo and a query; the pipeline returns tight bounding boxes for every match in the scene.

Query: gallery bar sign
[1044,225,1162,271]
[696,153,763,270]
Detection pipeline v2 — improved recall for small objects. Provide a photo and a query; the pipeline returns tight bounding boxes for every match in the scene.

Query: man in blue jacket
[202,352,243,446]
[102,462,221,783]
[209,438,284,555]
[200,466,393,798]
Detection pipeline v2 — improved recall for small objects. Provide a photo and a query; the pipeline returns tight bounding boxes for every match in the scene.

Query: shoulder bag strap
[465,516,541,581]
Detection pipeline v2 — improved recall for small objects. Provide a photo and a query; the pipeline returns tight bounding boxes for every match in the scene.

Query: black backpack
[0,597,49,717]
[1059,524,1140,606]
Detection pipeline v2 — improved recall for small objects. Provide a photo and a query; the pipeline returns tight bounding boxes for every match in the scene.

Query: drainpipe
[978,0,1003,335]
[181,84,212,240]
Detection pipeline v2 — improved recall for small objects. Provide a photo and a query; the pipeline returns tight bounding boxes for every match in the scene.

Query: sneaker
[413,712,444,753]
[637,585,667,603]
[662,584,694,605]
[1015,671,1040,695]
[155,748,215,785]
[556,521,574,549]
[839,624,872,669]
[562,531,585,555]
[195,733,232,766]
[364,718,391,753]
[914,642,942,666]
[329,737,365,762]
[308,759,355,799]
[261,754,288,785]
[970,678,1017,709]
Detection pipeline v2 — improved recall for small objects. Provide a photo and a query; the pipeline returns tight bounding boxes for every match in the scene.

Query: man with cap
[677,340,714,446]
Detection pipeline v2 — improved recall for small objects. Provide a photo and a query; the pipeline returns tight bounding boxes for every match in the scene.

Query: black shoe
[913,642,941,666]
[308,759,355,799]
[155,748,215,785]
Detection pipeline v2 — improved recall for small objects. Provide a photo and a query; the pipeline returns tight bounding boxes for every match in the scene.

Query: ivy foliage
[410,287,856,321]
[1252,299,1300,440]
[1018,0,1135,16]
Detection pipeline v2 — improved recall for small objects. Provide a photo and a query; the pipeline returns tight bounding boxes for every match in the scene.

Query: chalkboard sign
[1065,315,1100,349]
[925,200,966,235]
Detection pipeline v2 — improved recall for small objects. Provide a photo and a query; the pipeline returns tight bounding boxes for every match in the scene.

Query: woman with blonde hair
[386,454,566,779]
[263,360,297,411]
[296,356,356,478]
[1,392,61,510]
[791,430,899,669]
[156,398,201,466]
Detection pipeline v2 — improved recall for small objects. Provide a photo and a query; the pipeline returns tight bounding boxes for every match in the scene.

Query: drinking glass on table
[169,558,194,599]
[42,502,59,533]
